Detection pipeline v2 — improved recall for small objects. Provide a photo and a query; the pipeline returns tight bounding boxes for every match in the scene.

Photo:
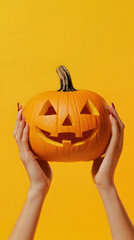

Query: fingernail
[111,102,115,109]
[20,114,22,121]
[17,102,19,111]
[112,113,115,118]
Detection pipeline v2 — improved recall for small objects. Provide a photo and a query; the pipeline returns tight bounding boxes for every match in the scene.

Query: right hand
[91,103,125,190]
[13,103,53,196]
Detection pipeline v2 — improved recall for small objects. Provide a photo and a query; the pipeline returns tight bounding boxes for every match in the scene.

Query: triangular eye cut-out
[62,114,72,126]
[45,105,56,115]
[80,101,91,114]
[39,100,57,115]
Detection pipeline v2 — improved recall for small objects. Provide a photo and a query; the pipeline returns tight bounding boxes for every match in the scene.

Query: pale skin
[8,103,134,240]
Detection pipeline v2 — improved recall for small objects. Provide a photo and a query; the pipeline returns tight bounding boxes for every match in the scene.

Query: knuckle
[15,135,20,141]
[21,138,26,143]
[13,131,16,137]
[120,123,125,131]
[19,153,29,165]
[19,152,25,161]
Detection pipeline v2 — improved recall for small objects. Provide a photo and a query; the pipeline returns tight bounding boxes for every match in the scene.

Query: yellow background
[0,0,134,239]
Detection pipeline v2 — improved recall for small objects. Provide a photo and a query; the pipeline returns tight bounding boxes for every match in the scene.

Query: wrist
[27,184,48,201]
[96,182,116,195]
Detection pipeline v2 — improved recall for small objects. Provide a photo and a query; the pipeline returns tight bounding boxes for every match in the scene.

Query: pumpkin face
[23,66,111,162]
[36,95,99,145]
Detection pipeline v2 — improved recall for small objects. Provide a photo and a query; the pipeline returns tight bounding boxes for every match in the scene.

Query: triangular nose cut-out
[62,114,72,126]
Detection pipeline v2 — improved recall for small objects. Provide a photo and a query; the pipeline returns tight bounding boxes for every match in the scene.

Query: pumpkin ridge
[72,91,82,138]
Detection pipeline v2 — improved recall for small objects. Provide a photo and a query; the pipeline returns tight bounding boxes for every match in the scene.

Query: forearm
[8,187,46,240]
[97,185,134,240]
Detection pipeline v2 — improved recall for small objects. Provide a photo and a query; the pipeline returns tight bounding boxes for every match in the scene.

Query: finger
[17,108,23,121]
[105,113,124,171]
[15,115,26,146]
[92,112,124,178]
[21,123,30,152]
[107,114,120,150]
[17,103,22,111]
[14,103,23,134]
[109,104,125,132]
[100,114,120,169]
[109,104,125,152]
[115,129,124,157]
[13,109,24,136]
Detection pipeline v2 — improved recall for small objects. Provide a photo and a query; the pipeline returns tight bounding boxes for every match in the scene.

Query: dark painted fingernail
[112,103,115,109]
[17,102,19,111]
[20,114,22,121]
[112,113,115,118]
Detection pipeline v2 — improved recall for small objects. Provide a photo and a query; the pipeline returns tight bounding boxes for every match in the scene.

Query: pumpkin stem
[56,65,77,91]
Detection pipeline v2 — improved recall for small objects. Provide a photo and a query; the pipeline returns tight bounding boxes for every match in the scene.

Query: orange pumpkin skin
[23,66,111,162]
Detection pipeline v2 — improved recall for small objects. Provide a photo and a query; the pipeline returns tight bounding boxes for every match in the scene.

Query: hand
[13,103,53,196]
[91,103,125,190]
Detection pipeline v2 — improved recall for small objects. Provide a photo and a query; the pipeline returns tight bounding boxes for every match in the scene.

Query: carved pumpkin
[23,65,111,162]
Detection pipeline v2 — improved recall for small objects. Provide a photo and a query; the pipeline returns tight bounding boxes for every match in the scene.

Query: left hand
[13,103,53,196]
[91,103,125,190]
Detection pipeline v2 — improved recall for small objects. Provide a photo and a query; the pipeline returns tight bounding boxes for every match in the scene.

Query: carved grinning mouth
[36,126,96,145]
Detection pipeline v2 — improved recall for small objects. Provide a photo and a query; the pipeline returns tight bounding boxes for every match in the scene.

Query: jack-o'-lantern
[23,65,111,162]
